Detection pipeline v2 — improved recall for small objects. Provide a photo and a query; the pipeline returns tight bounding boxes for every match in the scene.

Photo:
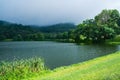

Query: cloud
[0,0,120,25]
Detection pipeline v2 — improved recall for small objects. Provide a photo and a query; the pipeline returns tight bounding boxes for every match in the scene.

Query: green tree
[0,35,6,41]
[75,18,115,43]
[37,33,45,41]
[13,34,23,41]
[95,9,120,28]
[95,9,111,25]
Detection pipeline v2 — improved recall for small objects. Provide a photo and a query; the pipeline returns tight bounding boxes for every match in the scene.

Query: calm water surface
[0,41,119,69]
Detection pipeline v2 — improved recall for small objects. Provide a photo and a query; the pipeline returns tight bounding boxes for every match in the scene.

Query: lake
[0,41,119,69]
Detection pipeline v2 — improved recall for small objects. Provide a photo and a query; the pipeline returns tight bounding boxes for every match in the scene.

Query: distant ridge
[38,23,76,33]
[0,20,76,33]
[0,20,76,41]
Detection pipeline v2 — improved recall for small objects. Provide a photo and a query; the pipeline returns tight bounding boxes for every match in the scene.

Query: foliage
[95,9,120,33]
[0,57,47,80]
[110,35,120,42]
[0,21,76,41]
[75,9,120,43]
[75,25,115,43]
[113,35,120,41]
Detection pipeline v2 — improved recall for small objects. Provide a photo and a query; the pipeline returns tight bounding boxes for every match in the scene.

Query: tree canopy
[75,9,120,43]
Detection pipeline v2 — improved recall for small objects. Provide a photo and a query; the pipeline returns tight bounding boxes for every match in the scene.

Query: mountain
[38,23,76,33]
[0,20,76,33]
[0,20,76,41]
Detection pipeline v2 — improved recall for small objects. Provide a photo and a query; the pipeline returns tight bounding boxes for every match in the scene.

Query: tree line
[0,9,120,43]
[0,22,75,41]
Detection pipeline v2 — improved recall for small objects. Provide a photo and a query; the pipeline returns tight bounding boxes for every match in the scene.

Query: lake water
[0,41,119,69]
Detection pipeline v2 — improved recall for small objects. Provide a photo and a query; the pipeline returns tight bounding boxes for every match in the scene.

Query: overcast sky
[0,0,120,26]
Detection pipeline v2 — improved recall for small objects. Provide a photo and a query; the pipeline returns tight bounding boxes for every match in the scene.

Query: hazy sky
[0,0,120,26]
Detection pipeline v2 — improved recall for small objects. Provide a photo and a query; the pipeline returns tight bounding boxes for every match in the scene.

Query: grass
[33,51,120,80]
[0,52,120,80]
[107,41,120,45]
[0,57,47,80]
[106,35,120,45]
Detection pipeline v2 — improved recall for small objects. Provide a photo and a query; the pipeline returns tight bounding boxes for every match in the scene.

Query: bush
[112,35,120,42]
[0,57,46,80]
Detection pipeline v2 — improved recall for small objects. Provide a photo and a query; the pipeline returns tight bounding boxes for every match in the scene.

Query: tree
[37,33,45,41]
[95,9,111,25]
[95,9,120,29]
[0,35,6,41]
[75,18,116,43]
[13,34,23,41]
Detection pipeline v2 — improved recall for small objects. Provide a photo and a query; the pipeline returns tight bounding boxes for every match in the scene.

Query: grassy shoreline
[0,52,120,80]
[106,41,120,45]
[33,51,120,80]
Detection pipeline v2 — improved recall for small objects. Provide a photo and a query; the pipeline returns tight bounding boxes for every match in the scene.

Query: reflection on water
[0,41,119,69]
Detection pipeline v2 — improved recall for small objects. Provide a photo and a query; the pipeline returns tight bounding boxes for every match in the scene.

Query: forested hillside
[0,21,76,41]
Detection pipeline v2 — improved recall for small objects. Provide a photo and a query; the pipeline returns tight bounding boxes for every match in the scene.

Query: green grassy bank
[107,41,120,45]
[0,52,120,80]
[33,52,120,80]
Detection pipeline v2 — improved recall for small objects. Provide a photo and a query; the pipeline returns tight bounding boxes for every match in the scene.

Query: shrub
[0,57,46,80]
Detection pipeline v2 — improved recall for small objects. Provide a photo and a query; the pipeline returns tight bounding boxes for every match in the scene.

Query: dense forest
[0,9,120,43]
[0,21,76,41]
